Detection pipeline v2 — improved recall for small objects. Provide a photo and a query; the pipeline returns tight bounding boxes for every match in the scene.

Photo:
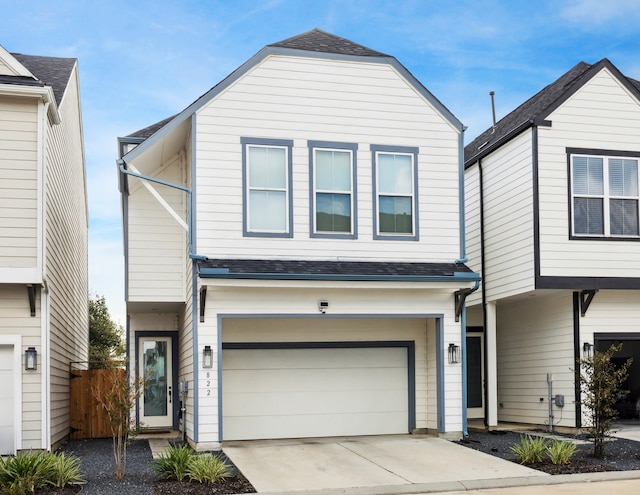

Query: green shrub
[0,451,54,495]
[510,435,548,464]
[0,451,85,494]
[546,438,577,465]
[48,452,85,488]
[186,454,231,485]
[151,443,194,481]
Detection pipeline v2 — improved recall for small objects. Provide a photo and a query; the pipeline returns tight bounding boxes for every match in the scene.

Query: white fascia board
[0,45,34,77]
[0,83,60,124]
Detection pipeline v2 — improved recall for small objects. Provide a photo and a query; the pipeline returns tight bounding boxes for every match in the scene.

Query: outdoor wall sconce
[582,342,593,360]
[25,347,37,370]
[448,343,460,364]
[202,345,213,369]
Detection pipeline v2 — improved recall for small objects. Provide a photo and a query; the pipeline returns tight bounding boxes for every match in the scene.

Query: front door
[139,337,173,428]
[467,333,484,419]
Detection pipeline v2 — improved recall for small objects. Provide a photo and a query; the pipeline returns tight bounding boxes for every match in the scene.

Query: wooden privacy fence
[69,361,126,439]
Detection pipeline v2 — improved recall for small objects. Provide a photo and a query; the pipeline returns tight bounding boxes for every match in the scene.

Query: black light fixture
[448,343,460,364]
[25,347,37,370]
[202,345,213,369]
[582,342,593,360]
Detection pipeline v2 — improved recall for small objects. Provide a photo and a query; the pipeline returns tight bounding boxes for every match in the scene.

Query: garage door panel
[223,347,405,370]
[224,366,407,393]
[224,411,407,440]
[222,345,410,440]
[0,345,14,455]
[224,388,408,416]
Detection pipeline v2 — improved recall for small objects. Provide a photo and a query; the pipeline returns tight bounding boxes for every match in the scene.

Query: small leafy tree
[89,295,125,368]
[93,366,144,479]
[579,343,632,458]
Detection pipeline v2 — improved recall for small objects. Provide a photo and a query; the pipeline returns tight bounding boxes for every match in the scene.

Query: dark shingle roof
[127,115,177,139]
[464,60,603,164]
[199,258,474,280]
[269,28,388,57]
[11,53,76,106]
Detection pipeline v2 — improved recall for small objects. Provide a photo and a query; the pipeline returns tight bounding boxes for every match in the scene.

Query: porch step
[148,438,171,459]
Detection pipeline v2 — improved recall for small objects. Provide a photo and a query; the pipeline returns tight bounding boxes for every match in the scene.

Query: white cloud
[560,0,640,24]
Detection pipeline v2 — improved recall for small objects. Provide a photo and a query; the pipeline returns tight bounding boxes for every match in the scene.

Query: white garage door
[0,345,15,455]
[222,345,409,441]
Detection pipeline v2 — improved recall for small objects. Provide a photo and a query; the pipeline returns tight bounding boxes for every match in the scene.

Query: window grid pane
[572,154,640,237]
[314,148,353,234]
[247,144,288,233]
[376,151,414,236]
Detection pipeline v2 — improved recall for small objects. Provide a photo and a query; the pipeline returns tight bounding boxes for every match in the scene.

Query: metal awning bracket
[199,286,207,323]
[454,288,474,322]
[580,289,598,317]
[27,284,36,317]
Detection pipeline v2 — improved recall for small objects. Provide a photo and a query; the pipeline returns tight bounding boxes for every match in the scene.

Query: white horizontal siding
[479,131,535,301]
[128,155,187,302]
[0,285,42,449]
[538,68,640,277]
[194,54,461,262]
[464,166,482,306]
[497,292,575,427]
[0,96,38,270]
[44,65,89,447]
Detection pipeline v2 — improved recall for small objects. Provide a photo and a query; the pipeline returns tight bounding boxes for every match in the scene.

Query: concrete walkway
[222,435,547,493]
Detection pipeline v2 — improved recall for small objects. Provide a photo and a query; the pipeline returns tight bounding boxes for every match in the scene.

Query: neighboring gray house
[0,45,88,454]
[118,29,479,450]
[465,58,640,429]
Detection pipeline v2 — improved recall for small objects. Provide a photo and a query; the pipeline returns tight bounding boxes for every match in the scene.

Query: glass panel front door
[139,337,172,428]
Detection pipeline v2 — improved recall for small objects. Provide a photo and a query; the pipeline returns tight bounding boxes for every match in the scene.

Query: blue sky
[2,0,640,324]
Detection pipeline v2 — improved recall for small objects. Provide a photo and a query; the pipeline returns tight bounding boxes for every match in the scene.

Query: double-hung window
[242,137,293,237]
[372,145,419,240]
[571,150,639,238]
[309,141,357,238]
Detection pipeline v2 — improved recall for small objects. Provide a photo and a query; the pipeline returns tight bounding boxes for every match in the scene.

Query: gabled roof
[464,58,640,165]
[120,29,462,161]
[10,53,76,106]
[268,28,389,57]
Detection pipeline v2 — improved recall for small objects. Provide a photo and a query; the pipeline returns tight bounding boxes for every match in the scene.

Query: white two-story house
[0,45,88,454]
[118,29,479,449]
[465,58,640,430]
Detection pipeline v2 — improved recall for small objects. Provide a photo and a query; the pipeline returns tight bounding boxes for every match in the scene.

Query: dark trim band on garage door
[221,340,416,435]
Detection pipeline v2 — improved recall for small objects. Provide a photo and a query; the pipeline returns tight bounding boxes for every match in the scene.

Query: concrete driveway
[222,434,547,492]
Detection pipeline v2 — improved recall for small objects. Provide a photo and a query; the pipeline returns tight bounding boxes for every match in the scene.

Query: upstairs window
[571,152,639,238]
[372,145,419,240]
[242,137,293,237]
[309,141,357,238]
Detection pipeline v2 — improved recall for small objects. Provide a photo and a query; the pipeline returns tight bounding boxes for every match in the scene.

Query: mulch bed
[151,477,255,495]
[457,429,640,474]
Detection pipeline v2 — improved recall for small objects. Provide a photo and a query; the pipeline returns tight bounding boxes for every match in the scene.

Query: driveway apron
[222,434,547,492]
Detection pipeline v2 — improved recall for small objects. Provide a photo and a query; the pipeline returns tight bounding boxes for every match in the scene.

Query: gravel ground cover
[56,438,154,495]
[37,438,254,495]
[457,429,640,474]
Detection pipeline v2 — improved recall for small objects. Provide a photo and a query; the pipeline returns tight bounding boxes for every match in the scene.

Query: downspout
[456,127,469,264]
[117,159,207,261]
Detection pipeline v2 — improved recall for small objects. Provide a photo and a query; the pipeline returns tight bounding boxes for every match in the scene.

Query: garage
[221,342,414,441]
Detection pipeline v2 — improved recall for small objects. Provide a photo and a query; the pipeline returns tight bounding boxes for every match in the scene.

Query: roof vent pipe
[490,91,497,133]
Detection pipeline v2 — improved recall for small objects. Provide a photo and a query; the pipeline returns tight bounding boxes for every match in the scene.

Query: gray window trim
[241,137,294,238]
[371,144,420,241]
[308,140,358,239]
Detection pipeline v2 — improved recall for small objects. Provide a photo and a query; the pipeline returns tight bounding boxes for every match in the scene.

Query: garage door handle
[168,386,172,404]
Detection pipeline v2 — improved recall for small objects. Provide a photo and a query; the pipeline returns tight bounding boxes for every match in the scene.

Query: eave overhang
[0,82,60,124]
